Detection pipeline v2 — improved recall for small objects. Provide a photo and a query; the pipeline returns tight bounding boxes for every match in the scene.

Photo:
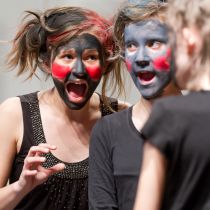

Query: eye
[147,40,163,50]
[61,54,74,60]
[87,55,99,61]
[126,43,137,53]
[84,53,100,64]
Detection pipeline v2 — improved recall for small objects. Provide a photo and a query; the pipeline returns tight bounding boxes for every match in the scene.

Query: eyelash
[86,55,98,60]
[125,43,137,52]
[62,54,74,59]
[147,40,164,48]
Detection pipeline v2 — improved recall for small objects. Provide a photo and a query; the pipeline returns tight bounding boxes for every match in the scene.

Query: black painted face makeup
[124,20,171,99]
[52,33,104,110]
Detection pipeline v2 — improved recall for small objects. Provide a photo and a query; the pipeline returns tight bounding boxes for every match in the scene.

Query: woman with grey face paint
[0,6,128,210]
[88,1,180,210]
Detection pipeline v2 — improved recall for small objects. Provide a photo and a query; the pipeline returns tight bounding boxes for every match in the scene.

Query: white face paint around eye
[124,20,172,99]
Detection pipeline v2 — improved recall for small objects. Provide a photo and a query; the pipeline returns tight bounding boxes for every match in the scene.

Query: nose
[72,59,87,78]
[135,47,150,68]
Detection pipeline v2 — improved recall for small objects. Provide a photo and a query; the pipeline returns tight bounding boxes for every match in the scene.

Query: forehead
[57,33,102,52]
[124,19,169,41]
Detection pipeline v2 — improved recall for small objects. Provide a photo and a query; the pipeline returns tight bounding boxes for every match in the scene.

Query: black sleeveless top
[9,92,118,210]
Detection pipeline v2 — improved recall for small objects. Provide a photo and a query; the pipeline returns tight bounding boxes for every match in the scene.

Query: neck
[132,83,181,131]
[41,88,99,122]
[132,97,152,131]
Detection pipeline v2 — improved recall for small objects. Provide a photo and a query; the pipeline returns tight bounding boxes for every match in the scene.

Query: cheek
[153,49,171,72]
[51,62,71,79]
[125,59,132,73]
[85,65,102,81]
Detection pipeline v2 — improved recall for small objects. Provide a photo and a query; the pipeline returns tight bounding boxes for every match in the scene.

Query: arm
[0,98,65,210]
[133,142,167,210]
[88,120,118,210]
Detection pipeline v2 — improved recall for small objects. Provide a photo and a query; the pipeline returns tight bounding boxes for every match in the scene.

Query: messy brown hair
[7,6,122,108]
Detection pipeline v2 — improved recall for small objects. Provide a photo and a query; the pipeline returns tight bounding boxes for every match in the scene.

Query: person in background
[88,1,180,209]
[133,0,210,210]
[0,6,128,210]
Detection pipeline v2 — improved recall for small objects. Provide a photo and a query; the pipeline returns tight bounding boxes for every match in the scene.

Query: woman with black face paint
[0,6,128,210]
[88,1,181,210]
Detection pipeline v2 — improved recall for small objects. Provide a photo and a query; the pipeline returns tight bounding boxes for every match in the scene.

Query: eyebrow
[57,48,76,54]
[125,34,168,43]
[83,49,99,53]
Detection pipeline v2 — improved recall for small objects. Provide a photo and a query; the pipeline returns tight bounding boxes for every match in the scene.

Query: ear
[39,60,51,74]
[39,52,51,74]
[182,27,201,55]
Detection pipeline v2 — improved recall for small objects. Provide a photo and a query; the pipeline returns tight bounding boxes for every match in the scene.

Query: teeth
[67,80,87,86]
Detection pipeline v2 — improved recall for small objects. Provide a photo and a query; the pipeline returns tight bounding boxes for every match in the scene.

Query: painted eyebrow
[124,39,137,45]
[82,49,99,54]
[57,48,76,55]
[145,34,168,42]
[83,48,98,51]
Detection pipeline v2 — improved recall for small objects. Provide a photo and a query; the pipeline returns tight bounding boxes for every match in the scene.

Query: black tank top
[9,92,118,210]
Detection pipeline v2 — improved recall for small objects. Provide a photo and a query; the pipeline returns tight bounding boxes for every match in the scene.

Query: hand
[15,143,65,193]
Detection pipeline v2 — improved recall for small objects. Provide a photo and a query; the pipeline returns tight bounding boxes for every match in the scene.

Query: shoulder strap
[17,92,39,154]
[98,94,118,117]
[19,92,46,146]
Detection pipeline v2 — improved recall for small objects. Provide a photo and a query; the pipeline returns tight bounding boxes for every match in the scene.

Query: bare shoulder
[0,97,22,187]
[0,97,22,139]
[118,100,132,111]
[0,97,22,117]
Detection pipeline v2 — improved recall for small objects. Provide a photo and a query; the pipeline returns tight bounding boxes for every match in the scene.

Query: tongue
[67,83,86,98]
[139,72,155,81]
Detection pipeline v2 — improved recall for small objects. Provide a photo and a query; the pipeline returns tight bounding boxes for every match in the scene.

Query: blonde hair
[114,0,167,52]
[112,0,168,97]
[168,0,210,90]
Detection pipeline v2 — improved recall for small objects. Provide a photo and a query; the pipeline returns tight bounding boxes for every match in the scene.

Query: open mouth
[65,80,88,103]
[138,71,156,85]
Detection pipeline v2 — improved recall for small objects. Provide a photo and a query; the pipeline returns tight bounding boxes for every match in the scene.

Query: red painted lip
[65,80,88,103]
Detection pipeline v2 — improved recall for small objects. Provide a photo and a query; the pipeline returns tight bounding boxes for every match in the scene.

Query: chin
[141,90,163,100]
[66,101,87,110]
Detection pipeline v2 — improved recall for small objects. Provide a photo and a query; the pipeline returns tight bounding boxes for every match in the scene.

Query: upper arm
[0,97,22,187]
[133,142,167,210]
[89,121,118,210]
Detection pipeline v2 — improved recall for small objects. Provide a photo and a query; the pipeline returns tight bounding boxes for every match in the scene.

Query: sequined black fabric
[9,92,118,210]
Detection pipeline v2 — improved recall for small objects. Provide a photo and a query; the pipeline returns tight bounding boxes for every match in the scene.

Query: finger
[23,156,46,170]
[35,163,65,181]
[38,163,65,176]
[35,143,57,156]
[22,169,38,177]
[27,146,51,157]
[50,163,65,172]
[33,144,57,157]
[38,143,57,150]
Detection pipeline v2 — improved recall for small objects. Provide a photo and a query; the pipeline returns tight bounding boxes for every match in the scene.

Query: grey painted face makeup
[124,20,171,99]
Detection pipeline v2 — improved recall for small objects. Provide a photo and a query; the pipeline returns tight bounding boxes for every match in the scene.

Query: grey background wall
[0,0,139,103]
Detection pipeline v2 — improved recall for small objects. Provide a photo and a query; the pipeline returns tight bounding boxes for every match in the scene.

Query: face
[124,20,171,99]
[51,33,104,110]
